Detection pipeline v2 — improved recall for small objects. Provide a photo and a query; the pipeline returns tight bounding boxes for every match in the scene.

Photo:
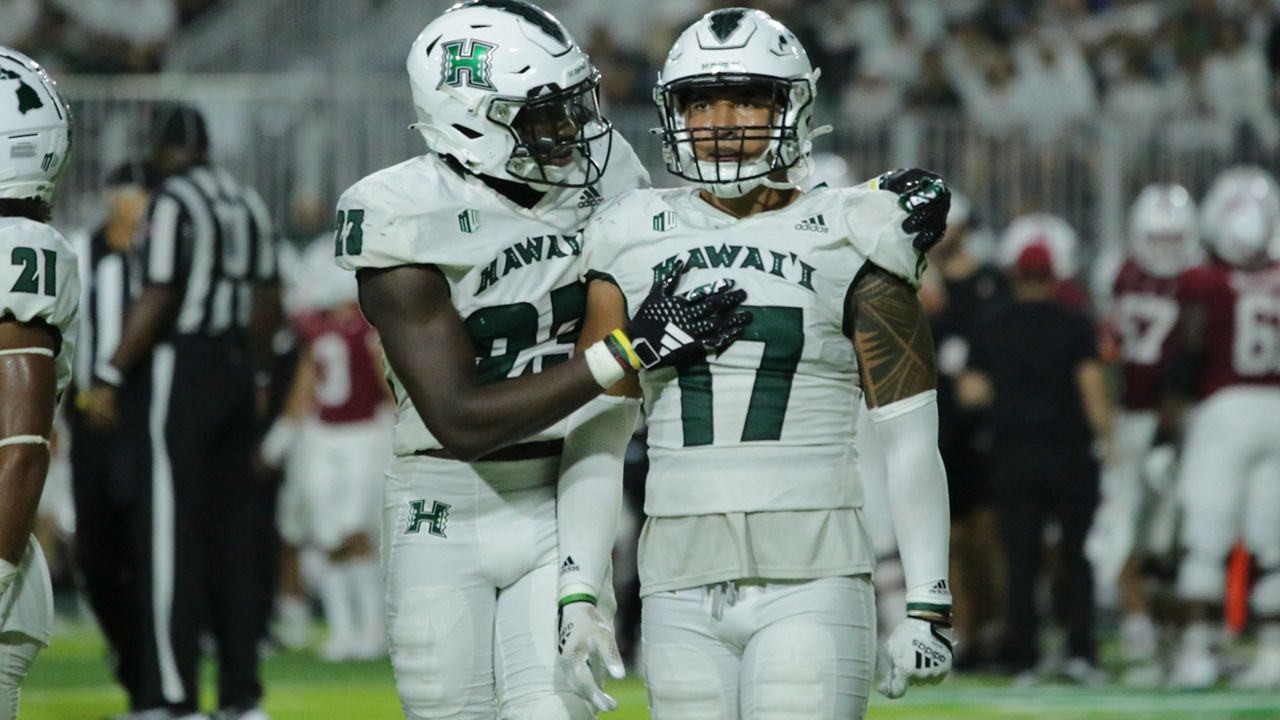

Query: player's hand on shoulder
[557,598,625,712]
[616,262,752,371]
[874,168,951,253]
[877,615,954,699]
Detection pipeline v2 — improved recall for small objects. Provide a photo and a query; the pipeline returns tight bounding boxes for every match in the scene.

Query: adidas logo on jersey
[795,214,829,233]
[577,186,603,208]
[458,209,480,233]
[652,210,677,232]
[560,556,580,574]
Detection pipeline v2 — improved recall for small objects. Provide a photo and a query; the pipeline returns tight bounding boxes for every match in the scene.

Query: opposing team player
[0,48,77,719]
[1086,183,1199,684]
[333,2,747,717]
[264,238,391,661]
[575,9,953,717]
[1167,167,1280,689]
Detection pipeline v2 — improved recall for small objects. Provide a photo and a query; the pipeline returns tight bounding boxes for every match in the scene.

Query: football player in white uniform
[575,9,953,718]
[333,2,747,718]
[0,47,78,719]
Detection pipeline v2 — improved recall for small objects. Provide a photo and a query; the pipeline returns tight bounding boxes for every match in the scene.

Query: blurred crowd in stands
[0,0,220,72]
[7,0,1279,152]
[564,0,1280,150]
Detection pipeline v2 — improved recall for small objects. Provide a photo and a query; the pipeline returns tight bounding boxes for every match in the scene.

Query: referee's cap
[149,102,209,154]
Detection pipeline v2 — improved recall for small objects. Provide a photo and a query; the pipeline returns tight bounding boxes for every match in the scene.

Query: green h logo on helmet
[440,39,497,91]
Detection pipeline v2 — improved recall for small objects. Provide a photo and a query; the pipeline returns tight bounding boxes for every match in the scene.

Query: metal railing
[55,74,1280,263]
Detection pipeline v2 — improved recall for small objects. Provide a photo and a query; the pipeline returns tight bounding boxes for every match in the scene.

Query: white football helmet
[655,7,831,198]
[998,213,1079,280]
[1200,166,1280,267]
[1128,183,1199,278]
[406,0,610,189]
[0,47,71,202]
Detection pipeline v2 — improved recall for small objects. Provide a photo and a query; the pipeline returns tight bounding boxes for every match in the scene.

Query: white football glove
[877,617,954,699]
[557,600,625,713]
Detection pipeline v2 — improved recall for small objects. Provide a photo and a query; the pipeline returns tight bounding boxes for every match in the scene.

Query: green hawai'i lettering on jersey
[652,244,816,293]
[476,234,581,294]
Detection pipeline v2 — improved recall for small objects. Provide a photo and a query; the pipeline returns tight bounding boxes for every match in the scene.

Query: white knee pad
[645,644,733,720]
[390,588,475,719]
[746,626,832,720]
[1177,551,1226,604]
[0,635,40,720]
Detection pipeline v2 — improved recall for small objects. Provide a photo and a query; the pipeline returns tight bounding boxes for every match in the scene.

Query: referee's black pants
[123,336,270,714]
[68,410,142,706]
[992,449,1100,672]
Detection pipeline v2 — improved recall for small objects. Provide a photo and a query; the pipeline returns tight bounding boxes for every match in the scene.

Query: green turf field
[22,622,1280,719]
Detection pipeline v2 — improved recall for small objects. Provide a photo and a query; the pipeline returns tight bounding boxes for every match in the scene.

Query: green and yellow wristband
[583,329,640,388]
[906,602,953,626]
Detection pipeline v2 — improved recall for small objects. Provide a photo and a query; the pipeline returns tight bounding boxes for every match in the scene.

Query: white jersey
[0,217,80,397]
[0,217,80,645]
[582,183,924,517]
[335,134,649,456]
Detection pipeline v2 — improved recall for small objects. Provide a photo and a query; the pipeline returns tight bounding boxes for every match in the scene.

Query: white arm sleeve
[868,390,953,613]
[556,394,641,601]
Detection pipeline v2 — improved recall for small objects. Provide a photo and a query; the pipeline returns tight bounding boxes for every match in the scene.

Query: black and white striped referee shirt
[137,164,276,338]
[72,227,131,394]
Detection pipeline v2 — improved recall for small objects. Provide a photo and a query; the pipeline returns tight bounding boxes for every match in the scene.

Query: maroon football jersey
[294,308,386,423]
[1178,260,1280,399]
[1112,259,1181,410]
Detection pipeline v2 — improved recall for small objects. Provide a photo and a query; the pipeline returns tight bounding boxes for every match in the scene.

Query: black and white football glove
[608,263,751,371]
[878,616,955,699]
[876,167,951,253]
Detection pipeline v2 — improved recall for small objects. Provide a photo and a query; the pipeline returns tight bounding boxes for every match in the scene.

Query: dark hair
[0,198,53,223]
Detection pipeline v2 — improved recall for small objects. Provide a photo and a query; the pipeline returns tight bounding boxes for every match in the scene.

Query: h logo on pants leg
[406,500,451,538]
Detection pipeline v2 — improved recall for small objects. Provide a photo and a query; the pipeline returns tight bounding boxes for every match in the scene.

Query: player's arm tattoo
[846,264,937,408]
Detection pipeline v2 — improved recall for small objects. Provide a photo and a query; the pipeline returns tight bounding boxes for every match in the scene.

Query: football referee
[68,161,151,710]
[82,103,281,720]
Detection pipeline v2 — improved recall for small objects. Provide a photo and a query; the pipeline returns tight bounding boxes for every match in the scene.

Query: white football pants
[382,454,602,720]
[642,575,876,720]
[1177,387,1280,606]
